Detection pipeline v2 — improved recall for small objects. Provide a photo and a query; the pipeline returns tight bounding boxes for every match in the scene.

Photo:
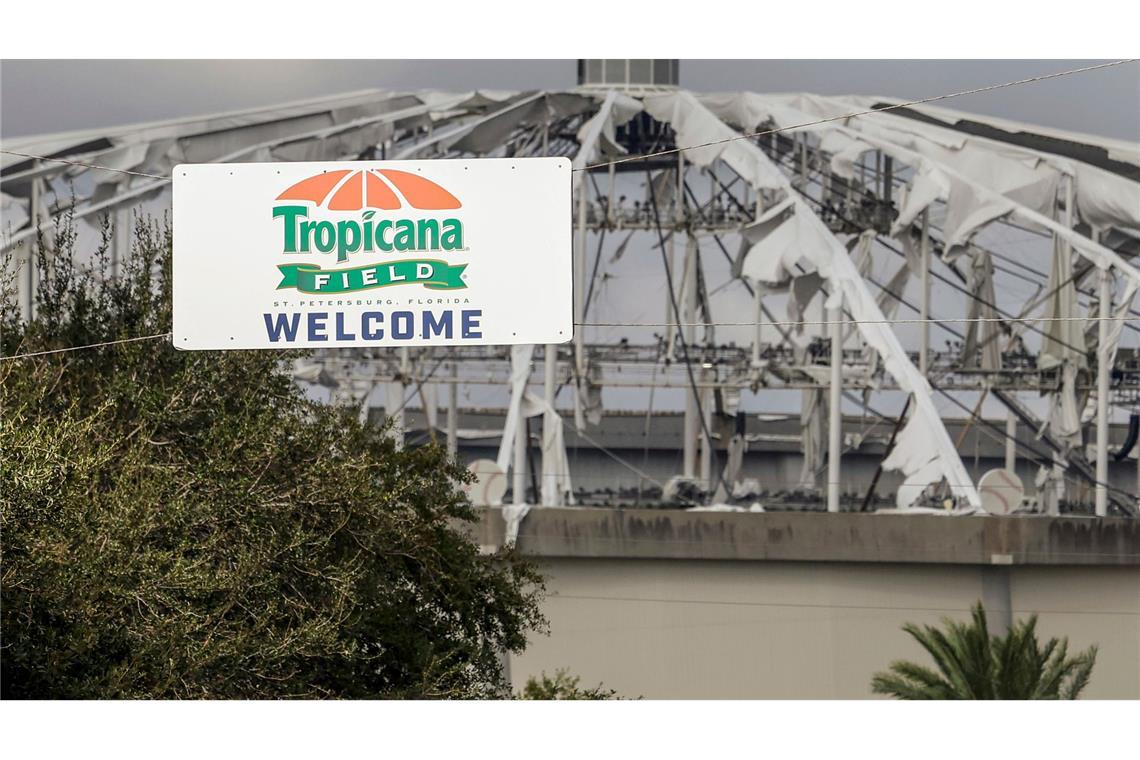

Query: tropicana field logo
[271,168,468,294]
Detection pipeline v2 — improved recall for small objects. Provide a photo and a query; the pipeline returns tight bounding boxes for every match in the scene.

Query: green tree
[518,669,619,700]
[871,602,1097,699]
[1,215,545,698]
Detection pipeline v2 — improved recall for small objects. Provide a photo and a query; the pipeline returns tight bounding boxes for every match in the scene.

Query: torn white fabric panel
[646,93,981,508]
[574,90,643,167]
[1040,235,1088,370]
[448,92,594,156]
[1048,363,1083,448]
[961,250,1002,372]
[76,142,151,189]
[1016,207,1140,285]
[891,166,949,236]
[941,175,1017,252]
[642,92,787,191]
[422,384,439,433]
[496,344,573,507]
[896,228,925,273]
[698,92,873,180]
[696,92,773,133]
[501,503,530,545]
[787,271,824,336]
[1,87,402,169]
[798,388,825,489]
[889,452,946,511]
[454,90,518,110]
[818,131,873,179]
[396,93,544,159]
[1103,277,1139,376]
[738,91,1139,234]
[539,402,574,506]
[452,95,547,155]
[737,198,834,286]
[1076,164,1140,234]
[496,344,535,471]
[837,125,1140,290]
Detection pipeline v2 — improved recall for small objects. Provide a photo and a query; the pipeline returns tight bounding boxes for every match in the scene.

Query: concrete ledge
[474,507,1140,566]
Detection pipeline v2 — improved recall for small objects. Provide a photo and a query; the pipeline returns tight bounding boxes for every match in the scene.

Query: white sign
[172,158,572,349]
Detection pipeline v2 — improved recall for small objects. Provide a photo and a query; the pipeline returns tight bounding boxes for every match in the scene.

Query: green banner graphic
[277,259,467,293]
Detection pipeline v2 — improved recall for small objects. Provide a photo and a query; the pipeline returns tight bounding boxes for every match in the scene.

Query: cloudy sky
[2,59,1138,140]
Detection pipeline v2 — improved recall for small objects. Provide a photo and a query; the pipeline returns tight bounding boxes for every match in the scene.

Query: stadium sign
[172,158,572,349]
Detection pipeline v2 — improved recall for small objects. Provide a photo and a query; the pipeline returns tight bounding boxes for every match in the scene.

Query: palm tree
[872,602,1097,699]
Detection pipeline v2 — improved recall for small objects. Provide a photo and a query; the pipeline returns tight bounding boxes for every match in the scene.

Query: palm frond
[1059,646,1098,700]
[872,602,1098,700]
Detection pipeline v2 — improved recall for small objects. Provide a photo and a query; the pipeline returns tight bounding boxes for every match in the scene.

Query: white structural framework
[5,61,1140,519]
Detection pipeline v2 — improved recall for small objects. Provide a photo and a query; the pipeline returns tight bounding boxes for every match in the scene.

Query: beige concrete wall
[508,559,1140,699]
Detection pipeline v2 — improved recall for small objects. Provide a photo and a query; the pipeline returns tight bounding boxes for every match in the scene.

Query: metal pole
[682,238,698,478]
[700,368,713,491]
[25,172,42,320]
[676,150,698,479]
[751,287,763,366]
[751,191,764,367]
[539,118,562,506]
[1005,411,1017,472]
[112,207,129,278]
[607,163,616,226]
[919,209,930,375]
[394,349,409,451]
[513,404,528,505]
[447,360,458,457]
[1052,174,1076,510]
[574,170,588,429]
[543,343,559,506]
[828,306,843,512]
[1095,268,1111,516]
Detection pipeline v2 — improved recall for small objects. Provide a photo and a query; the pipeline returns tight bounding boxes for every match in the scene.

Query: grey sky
[2,59,1137,140]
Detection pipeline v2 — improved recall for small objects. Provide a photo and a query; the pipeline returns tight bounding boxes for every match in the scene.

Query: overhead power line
[0,332,171,361]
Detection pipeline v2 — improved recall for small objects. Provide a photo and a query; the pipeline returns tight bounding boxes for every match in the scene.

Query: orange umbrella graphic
[276,169,462,211]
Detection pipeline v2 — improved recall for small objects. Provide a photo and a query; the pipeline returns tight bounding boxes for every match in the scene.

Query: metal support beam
[919,209,930,375]
[1095,268,1111,516]
[24,172,43,320]
[1005,411,1017,472]
[513,402,527,505]
[751,287,763,367]
[543,343,560,506]
[828,306,842,513]
[393,349,410,451]
[700,368,713,490]
[573,171,588,429]
[682,237,698,478]
[112,207,130,278]
[447,360,458,457]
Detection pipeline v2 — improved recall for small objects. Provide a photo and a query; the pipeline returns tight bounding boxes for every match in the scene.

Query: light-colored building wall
[508,559,1140,699]
[475,508,1140,699]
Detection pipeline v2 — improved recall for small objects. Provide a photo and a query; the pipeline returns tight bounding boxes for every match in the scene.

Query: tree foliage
[1,216,545,698]
[518,669,619,700]
[871,602,1097,699]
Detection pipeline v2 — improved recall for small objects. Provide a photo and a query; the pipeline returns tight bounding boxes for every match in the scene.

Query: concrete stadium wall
[508,559,1139,699]
[474,508,1140,699]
